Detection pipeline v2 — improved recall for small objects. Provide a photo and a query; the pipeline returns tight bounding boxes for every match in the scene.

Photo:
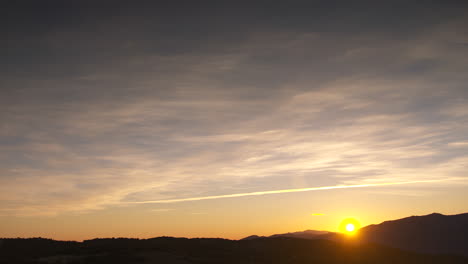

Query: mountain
[241,230,331,241]
[240,235,265,240]
[1,236,467,264]
[2,213,468,263]
[270,229,331,239]
[359,212,468,256]
[240,212,468,257]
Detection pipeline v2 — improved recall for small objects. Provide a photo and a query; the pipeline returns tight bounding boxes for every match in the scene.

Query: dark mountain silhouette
[241,230,330,240]
[2,213,468,263]
[1,236,467,264]
[358,212,468,256]
[242,212,468,257]
[240,234,265,240]
[270,229,330,239]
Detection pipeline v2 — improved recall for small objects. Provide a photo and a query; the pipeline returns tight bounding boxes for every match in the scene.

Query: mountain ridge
[241,229,331,240]
[2,212,467,263]
[1,236,466,264]
[240,212,468,256]
[359,212,468,256]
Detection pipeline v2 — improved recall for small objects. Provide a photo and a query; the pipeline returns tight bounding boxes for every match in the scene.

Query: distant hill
[270,229,330,239]
[2,212,468,263]
[1,236,467,264]
[241,230,330,240]
[240,212,468,257]
[359,212,468,256]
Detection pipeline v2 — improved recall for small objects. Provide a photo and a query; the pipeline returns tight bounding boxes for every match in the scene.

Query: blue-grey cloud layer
[1,1,468,215]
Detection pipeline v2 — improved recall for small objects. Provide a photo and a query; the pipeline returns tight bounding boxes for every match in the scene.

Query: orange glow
[339,218,360,235]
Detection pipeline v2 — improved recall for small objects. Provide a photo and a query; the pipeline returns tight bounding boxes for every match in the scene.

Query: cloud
[125,180,451,204]
[150,208,175,213]
[0,4,468,216]
[448,141,468,147]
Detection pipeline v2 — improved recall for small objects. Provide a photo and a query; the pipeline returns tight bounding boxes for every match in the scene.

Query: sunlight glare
[339,218,361,235]
[346,223,355,232]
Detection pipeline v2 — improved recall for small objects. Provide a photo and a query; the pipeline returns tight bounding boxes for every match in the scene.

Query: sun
[339,218,361,235]
[346,223,355,232]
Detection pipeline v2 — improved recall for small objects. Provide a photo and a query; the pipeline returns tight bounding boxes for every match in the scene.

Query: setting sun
[346,223,355,232]
[339,218,361,235]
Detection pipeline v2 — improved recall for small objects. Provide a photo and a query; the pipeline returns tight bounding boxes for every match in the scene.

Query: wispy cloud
[126,179,450,204]
[1,8,467,217]
[447,141,468,147]
[150,208,175,212]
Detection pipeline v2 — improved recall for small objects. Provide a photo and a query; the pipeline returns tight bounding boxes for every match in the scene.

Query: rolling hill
[242,212,468,257]
[1,236,467,264]
[359,212,468,256]
[1,212,467,263]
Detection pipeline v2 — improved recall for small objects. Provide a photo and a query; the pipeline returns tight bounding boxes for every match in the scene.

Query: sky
[1,1,468,241]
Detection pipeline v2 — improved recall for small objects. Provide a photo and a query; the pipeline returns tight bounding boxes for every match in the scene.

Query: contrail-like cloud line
[128,179,444,204]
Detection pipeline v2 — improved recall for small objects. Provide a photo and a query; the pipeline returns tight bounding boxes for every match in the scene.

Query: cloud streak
[127,179,448,204]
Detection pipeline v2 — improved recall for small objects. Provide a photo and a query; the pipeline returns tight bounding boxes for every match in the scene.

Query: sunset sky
[1,1,468,241]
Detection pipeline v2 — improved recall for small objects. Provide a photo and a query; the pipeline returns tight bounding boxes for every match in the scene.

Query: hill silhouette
[242,212,468,257]
[359,212,468,256]
[241,230,330,240]
[1,213,467,263]
[1,236,467,264]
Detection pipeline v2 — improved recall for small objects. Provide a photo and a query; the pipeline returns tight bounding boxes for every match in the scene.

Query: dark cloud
[1,1,468,216]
